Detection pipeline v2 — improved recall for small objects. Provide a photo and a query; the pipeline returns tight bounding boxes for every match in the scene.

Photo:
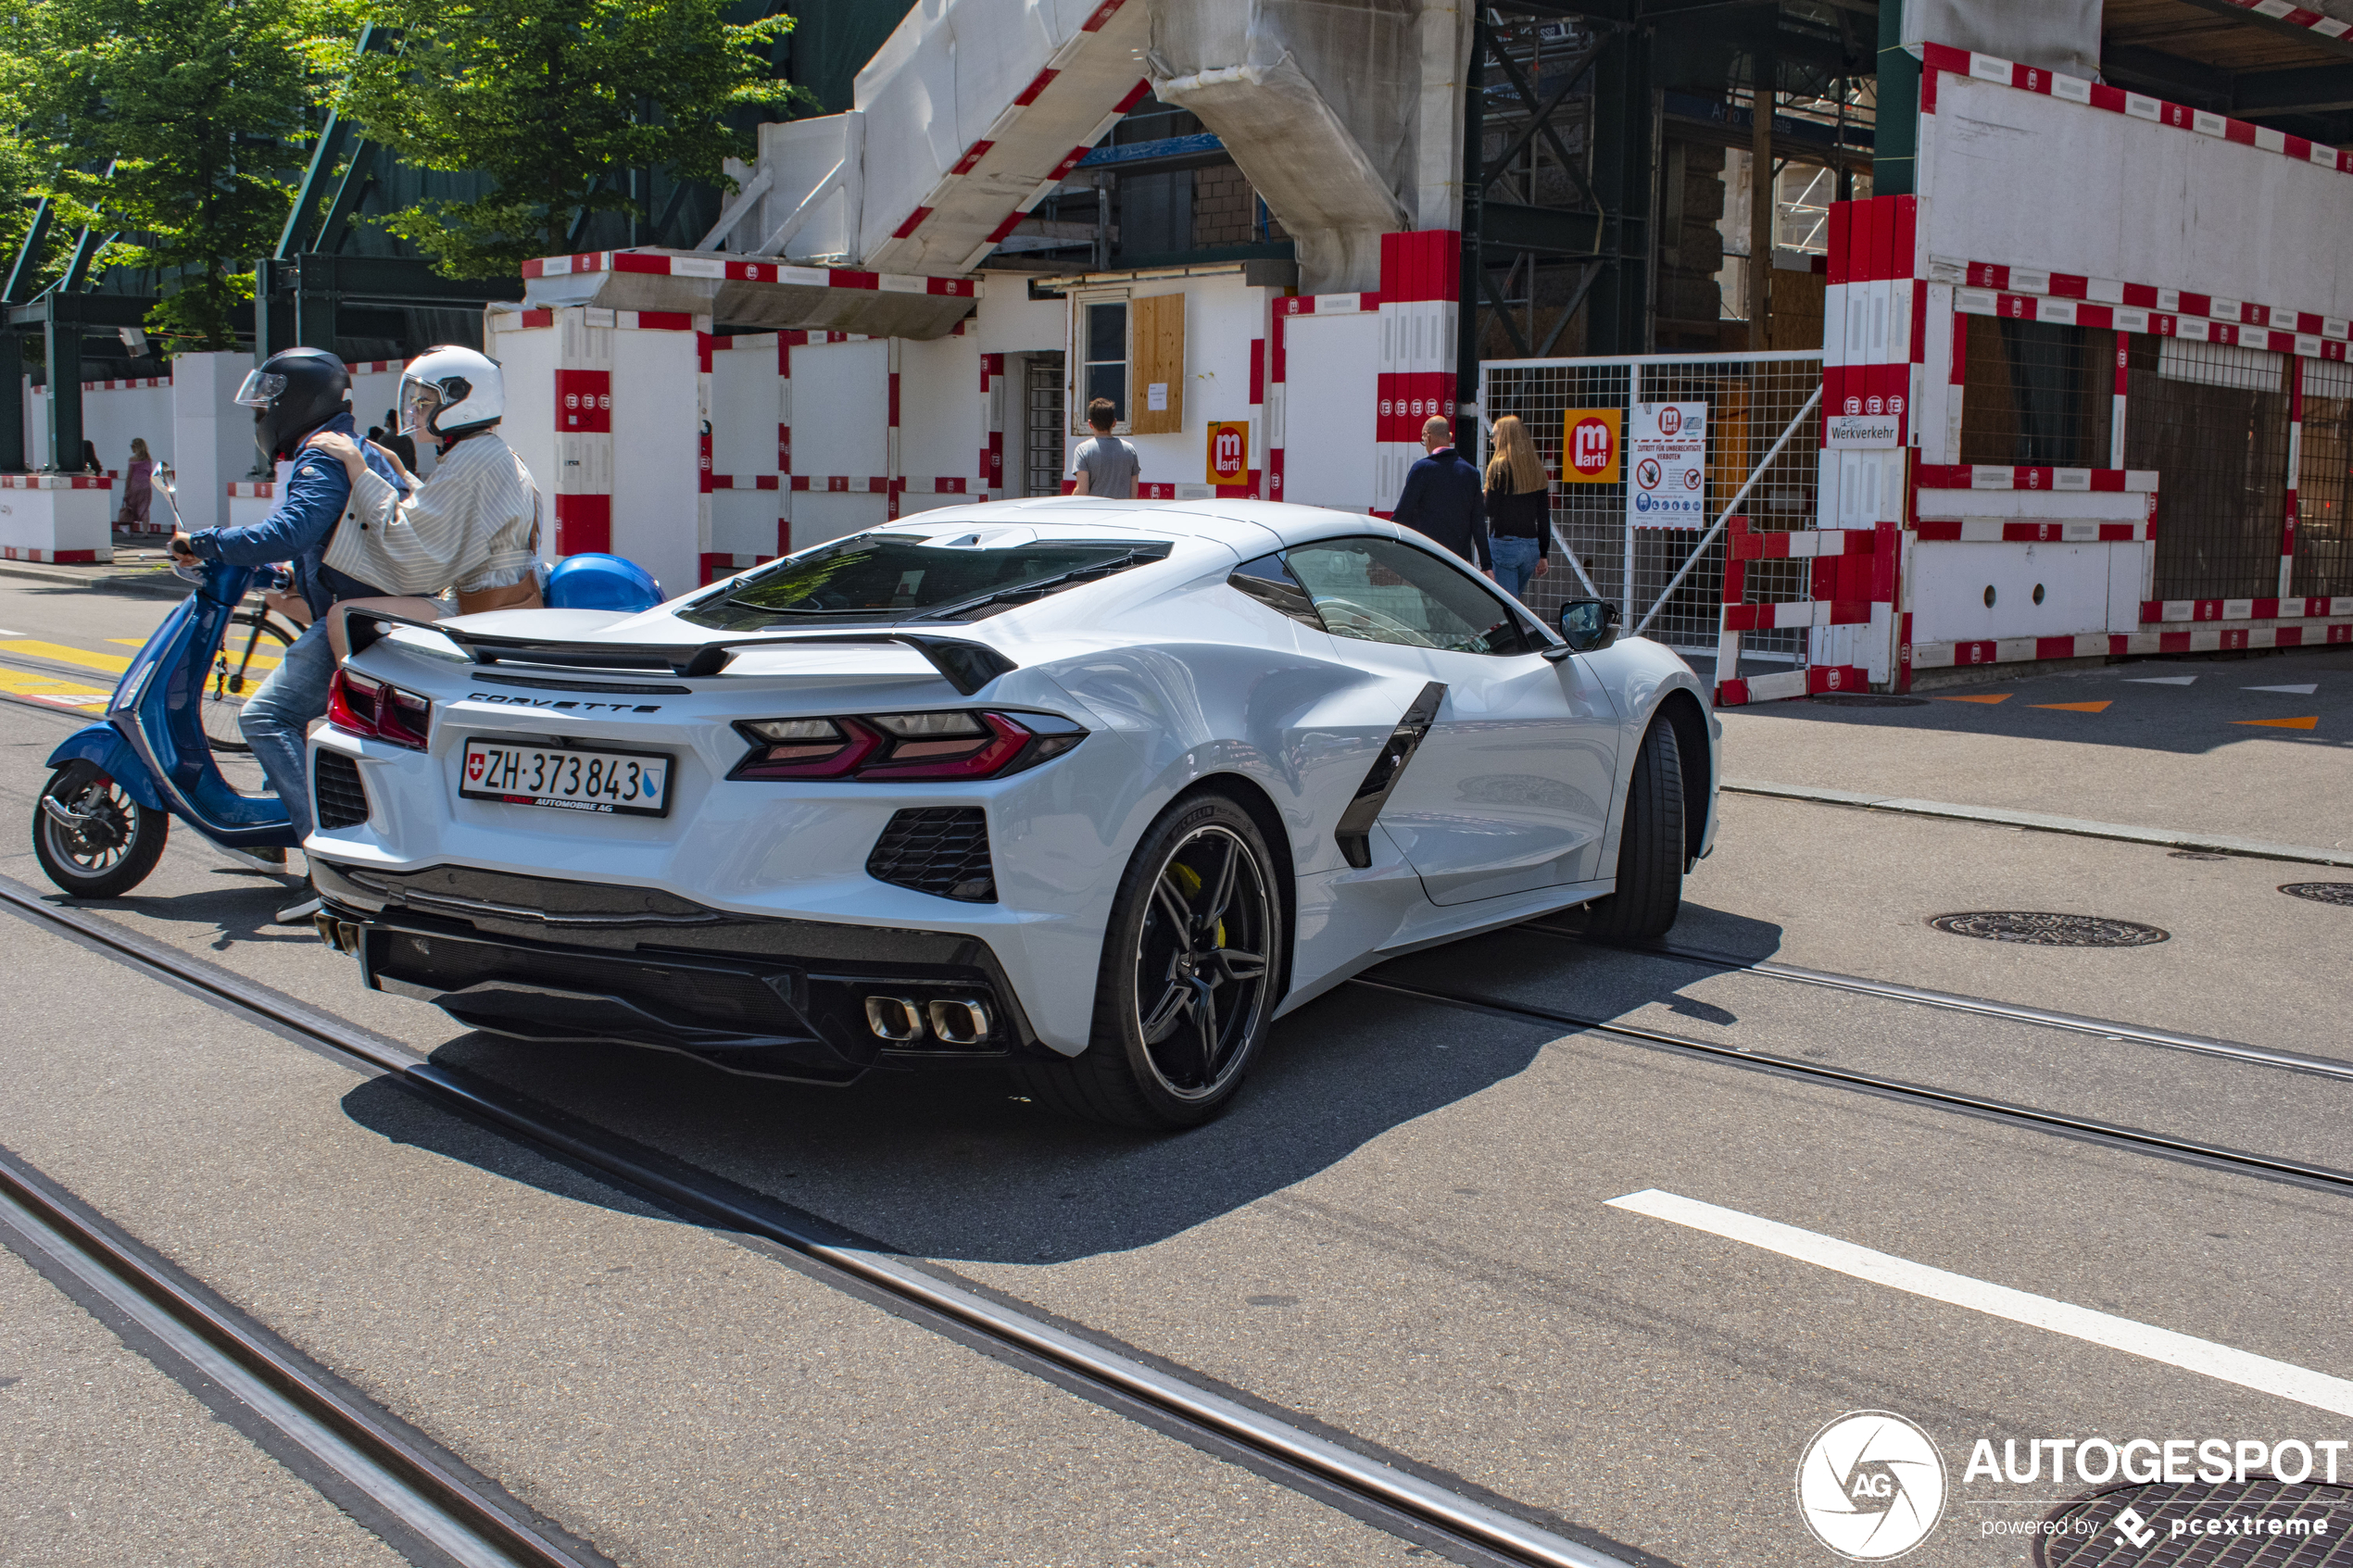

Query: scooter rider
[169,348,405,913]
[305,345,545,659]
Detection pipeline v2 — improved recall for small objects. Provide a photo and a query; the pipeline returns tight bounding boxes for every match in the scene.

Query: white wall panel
[1278,312,1379,513]
[789,491,889,549]
[710,342,781,479]
[1910,540,2118,644]
[791,339,889,479]
[898,334,980,485]
[1921,72,2353,316]
[609,328,703,596]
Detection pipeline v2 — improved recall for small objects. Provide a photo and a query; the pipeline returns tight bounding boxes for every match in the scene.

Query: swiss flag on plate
[466,753,485,782]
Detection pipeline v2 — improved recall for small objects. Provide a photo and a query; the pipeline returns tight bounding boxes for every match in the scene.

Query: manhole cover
[2282,883,2353,907]
[1808,693,1930,708]
[1928,911,2170,947]
[2036,1477,2353,1567]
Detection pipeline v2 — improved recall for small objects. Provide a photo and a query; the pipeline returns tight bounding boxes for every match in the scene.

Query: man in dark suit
[1391,416,1490,574]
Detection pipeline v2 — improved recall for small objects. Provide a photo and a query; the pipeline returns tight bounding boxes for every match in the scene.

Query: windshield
[676,532,1172,632]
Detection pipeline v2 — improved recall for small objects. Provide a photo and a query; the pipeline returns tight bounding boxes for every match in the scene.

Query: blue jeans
[240,619,336,843]
[1491,533,1541,598]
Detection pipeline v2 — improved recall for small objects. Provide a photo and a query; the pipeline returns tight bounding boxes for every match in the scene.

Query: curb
[0,560,190,598]
[1723,778,2353,869]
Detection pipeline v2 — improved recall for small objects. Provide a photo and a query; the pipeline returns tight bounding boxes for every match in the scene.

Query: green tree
[6,0,348,348]
[340,0,795,278]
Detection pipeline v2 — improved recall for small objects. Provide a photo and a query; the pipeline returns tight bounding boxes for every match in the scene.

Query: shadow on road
[336,900,1781,1267]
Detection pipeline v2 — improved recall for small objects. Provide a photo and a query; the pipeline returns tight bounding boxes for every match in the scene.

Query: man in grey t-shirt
[1068,396,1139,497]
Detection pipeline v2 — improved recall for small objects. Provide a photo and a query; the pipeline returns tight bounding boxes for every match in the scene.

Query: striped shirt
[325,433,540,596]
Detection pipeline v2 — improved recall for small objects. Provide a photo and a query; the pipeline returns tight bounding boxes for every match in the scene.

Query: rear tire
[1580,718,1685,943]
[1013,791,1283,1131]
[33,761,169,898]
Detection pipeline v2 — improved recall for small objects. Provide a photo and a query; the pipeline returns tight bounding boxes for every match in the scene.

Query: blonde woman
[1482,415,1552,598]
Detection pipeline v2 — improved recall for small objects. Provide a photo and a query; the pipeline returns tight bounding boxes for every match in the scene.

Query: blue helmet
[545,553,662,613]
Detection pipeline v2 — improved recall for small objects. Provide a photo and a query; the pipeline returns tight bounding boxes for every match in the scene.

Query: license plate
[459,739,673,817]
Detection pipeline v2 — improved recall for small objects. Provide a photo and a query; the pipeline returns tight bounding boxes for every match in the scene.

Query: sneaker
[273,895,323,925]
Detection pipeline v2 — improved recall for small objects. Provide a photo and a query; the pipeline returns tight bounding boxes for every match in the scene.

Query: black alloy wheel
[32,761,170,898]
[1015,792,1283,1130]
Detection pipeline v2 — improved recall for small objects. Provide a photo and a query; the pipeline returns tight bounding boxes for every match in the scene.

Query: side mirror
[1559,598,1619,653]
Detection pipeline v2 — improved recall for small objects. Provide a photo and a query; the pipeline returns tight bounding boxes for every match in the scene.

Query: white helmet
[400,345,503,440]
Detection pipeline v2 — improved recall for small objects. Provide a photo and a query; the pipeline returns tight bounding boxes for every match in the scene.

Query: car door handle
[1333,681,1446,870]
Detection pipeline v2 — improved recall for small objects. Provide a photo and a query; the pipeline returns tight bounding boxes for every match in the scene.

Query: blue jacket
[186,412,404,618]
[1392,448,1490,569]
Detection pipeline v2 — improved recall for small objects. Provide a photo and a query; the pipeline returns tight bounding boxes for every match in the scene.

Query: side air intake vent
[866,808,995,902]
[315,751,371,830]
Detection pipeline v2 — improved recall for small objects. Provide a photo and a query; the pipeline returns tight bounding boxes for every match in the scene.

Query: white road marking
[2124,675,2196,685]
[1606,1189,2353,1418]
[2245,684,2319,695]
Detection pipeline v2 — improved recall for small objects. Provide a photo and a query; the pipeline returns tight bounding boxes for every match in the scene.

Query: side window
[1081,300,1127,428]
[1227,552,1322,627]
[1283,537,1537,657]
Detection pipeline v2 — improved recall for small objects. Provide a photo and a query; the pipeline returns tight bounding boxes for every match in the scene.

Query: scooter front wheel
[33,761,169,898]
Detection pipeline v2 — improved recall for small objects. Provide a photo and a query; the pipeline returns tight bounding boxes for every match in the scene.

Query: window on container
[1082,300,1128,429]
[2126,336,2292,603]
[1958,317,2111,469]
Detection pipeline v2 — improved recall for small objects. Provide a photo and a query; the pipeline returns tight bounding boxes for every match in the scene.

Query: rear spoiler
[345,615,1019,696]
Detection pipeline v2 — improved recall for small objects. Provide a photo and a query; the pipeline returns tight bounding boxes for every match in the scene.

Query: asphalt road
[3,578,2348,1568]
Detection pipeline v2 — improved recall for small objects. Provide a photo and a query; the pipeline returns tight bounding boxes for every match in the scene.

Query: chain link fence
[1478,351,1823,659]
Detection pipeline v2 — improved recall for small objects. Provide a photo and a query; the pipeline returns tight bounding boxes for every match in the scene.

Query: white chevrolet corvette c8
[308,498,1719,1128]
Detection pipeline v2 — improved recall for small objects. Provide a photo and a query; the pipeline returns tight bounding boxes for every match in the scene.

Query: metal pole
[1624,361,1639,625]
[1632,384,1819,636]
[44,302,82,473]
[1748,62,1774,351]
[1455,10,1486,458]
[0,333,21,472]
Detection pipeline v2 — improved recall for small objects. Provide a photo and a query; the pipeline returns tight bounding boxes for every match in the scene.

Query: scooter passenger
[168,348,406,915]
[302,345,543,659]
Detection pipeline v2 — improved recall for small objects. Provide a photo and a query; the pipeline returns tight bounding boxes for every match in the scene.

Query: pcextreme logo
[1795,1411,1948,1561]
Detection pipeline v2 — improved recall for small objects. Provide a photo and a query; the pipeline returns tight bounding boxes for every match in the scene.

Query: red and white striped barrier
[1714,517,1895,705]
[522,250,981,301]
[0,475,111,490]
[0,546,101,563]
[80,376,170,392]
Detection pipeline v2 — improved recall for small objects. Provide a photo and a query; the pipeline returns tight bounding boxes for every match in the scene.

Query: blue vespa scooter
[32,459,302,897]
[31,465,668,898]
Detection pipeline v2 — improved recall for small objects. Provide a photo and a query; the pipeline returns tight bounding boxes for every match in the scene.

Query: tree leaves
[338,0,797,276]
[4,0,351,348]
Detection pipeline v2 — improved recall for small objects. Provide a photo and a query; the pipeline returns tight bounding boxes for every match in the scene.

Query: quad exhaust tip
[312,912,362,955]
[926,998,991,1046]
[863,996,925,1042]
[863,995,993,1047]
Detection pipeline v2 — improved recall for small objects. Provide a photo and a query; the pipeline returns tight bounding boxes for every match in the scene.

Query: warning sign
[1560,408,1621,484]
[1628,401,1707,529]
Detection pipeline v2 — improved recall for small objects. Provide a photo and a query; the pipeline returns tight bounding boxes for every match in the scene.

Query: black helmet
[235,348,352,462]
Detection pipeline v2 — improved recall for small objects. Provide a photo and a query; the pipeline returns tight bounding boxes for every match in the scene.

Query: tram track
[1349,974,2353,1198]
[0,1145,601,1568]
[0,872,1640,1568]
[1524,923,2353,1083]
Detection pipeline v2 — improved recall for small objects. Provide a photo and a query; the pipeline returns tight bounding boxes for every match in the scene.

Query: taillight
[730,710,1083,782]
[327,668,433,752]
